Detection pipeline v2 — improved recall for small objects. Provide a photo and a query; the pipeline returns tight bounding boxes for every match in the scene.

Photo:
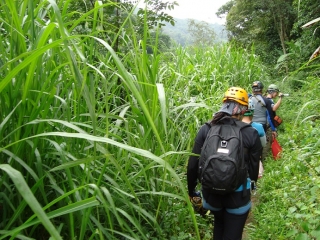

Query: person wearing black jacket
[187,87,262,240]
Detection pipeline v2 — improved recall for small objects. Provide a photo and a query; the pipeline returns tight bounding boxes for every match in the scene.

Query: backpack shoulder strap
[205,122,211,128]
[264,97,273,109]
[253,95,266,107]
[233,120,250,197]
[263,97,276,124]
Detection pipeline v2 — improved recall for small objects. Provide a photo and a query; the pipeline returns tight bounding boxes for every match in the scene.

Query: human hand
[189,191,208,216]
[189,191,202,210]
[251,181,256,190]
[272,131,277,139]
[279,93,289,98]
[189,195,201,205]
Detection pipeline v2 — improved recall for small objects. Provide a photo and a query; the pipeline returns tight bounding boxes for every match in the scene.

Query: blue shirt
[251,122,265,137]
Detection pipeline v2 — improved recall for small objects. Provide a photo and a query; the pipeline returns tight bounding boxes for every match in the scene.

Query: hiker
[266,84,284,112]
[242,98,266,178]
[263,84,285,158]
[187,87,262,240]
[250,81,276,159]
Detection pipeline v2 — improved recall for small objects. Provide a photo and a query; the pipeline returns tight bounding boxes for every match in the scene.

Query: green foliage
[0,0,268,237]
[273,2,320,78]
[220,0,320,78]
[136,0,178,30]
[291,0,320,62]
[222,0,296,69]
[147,31,172,53]
[247,121,320,239]
[216,0,234,19]
[0,0,320,239]
[187,19,216,47]
[0,0,193,239]
[245,74,320,239]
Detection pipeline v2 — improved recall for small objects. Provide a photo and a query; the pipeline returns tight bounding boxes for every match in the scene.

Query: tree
[262,0,296,56]
[187,19,216,47]
[291,0,320,62]
[136,0,178,32]
[145,31,172,54]
[60,0,177,52]
[221,0,296,68]
[216,0,235,21]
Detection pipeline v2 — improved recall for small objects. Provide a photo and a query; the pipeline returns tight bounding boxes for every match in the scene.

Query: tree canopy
[187,19,216,47]
[218,0,320,73]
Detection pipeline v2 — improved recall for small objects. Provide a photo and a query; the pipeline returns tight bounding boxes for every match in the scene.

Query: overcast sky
[166,0,229,24]
[137,0,230,24]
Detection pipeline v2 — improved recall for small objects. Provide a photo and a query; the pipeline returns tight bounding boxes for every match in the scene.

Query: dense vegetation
[217,0,320,73]
[0,0,319,239]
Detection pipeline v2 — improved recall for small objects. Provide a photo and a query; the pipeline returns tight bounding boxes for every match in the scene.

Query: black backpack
[198,118,249,195]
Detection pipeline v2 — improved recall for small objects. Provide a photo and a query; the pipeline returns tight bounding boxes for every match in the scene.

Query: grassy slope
[245,78,320,239]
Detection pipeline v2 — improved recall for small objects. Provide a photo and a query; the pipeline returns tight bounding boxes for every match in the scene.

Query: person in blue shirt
[265,84,285,156]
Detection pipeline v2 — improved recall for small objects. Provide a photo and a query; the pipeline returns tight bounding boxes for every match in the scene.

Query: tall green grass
[0,0,197,238]
[0,0,289,239]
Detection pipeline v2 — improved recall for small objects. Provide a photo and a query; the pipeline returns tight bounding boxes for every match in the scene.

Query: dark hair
[210,112,230,125]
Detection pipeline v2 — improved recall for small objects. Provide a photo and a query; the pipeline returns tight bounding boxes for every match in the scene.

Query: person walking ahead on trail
[266,84,284,114]
[250,81,275,133]
[264,84,285,158]
[242,98,266,178]
[250,81,275,159]
[187,87,262,240]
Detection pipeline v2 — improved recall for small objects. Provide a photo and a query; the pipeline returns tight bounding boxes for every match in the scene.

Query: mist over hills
[162,18,228,46]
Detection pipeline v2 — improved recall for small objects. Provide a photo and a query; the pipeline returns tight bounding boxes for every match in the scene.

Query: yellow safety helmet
[223,87,248,106]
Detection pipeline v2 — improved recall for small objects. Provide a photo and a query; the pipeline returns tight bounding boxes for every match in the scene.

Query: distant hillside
[162,18,228,46]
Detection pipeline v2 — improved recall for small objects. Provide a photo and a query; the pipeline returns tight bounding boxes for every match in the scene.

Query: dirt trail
[242,194,258,239]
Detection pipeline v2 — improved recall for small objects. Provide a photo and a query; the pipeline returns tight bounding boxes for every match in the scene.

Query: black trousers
[212,209,249,240]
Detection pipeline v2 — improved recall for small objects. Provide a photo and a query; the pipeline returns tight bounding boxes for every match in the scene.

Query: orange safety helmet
[223,87,248,106]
